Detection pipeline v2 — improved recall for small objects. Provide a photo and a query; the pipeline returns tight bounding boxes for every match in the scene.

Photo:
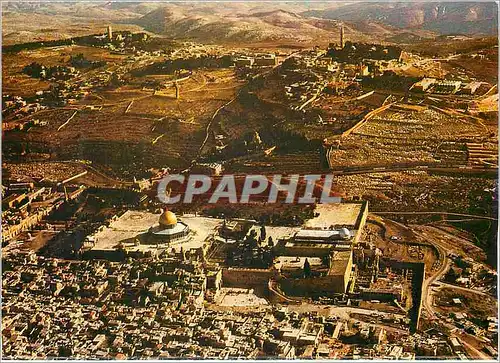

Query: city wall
[82,249,154,261]
[278,274,347,296]
[222,268,276,288]
[381,259,425,333]
[353,201,369,244]
[355,201,369,230]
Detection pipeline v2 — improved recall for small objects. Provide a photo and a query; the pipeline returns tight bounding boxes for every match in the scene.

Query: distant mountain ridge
[303,2,498,35]
[2,2,496,45]
[132,5,349,43]
[131,3,436,44]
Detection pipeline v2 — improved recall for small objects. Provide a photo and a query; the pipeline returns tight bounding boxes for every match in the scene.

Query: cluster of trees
[225,226,274,268]
[256,207,316,227]
[327,41,403,63]
[259,126,322,153]
[361,72,419,91]
[132,55,233,76]
[69,53,106,69]
[406,36,497,58]
[204,204,315,227]
[4,38,76,53]
[4,31,153,54]
[204,124,321,163]
[23,62,75,80]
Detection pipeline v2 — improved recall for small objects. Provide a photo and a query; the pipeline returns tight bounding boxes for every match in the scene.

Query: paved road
[195,89,242,159]
[288,303,406,321]
[459,334,492,360]
[435,281,494,297]
[328,162,498,178]
[374,211,497,221]
[410,226,495,360]
[421,241,450,320]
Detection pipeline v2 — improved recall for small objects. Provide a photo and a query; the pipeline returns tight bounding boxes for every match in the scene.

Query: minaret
[340,25,344,49]
[107,25,113,41]
[174,81,180,100]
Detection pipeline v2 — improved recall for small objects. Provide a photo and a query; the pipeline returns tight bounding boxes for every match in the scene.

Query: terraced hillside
[225,151,325,175]
[328,106,495,168]
[3,68,241,178]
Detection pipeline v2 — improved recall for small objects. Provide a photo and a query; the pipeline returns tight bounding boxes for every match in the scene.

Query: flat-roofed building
[254,55,277,67]
[293,228,351,243]
[2,193,27,209]
[235,57,254,68]
[461,81,484,95]
[411,78,436,92]
[329,250,353,293]
[278,250,353,295]
[276,202,367,257]
[433,80,461,94]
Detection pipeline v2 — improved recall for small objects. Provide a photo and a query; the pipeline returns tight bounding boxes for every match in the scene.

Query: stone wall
[222,268,276,288]
[381,259,425,333]
[279,274,347,296]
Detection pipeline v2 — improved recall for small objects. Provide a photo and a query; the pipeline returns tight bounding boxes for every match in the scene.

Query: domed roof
[159,210,177,226]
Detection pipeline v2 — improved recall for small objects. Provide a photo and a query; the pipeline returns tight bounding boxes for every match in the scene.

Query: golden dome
[159,210,177,227]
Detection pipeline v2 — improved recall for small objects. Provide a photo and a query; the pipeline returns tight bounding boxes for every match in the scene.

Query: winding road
[410,226,495,360]
[373,211,497,221]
